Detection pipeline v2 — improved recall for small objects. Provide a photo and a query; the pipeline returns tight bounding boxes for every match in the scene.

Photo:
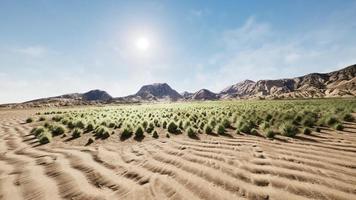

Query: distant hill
[119,83,182,102]
[192,89,218,100]
[220,79,256,99]
[1,64,355,108]
[181,91,194,99]
[220,64,356,99]
[82,90,112,101]
[6,89,113,108]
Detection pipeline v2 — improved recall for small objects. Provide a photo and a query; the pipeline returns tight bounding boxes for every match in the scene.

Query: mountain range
[2,64,355,108]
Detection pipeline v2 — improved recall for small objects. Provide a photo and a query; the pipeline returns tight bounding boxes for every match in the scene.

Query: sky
[1,0,356,103]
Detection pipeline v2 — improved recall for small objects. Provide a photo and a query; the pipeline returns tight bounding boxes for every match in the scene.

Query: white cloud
[13,45,48,57]
[187,8,211,24]
[285,53,300,63]
[203,11,356,92]
[190,9,209,17]
[2,4,356,103]
[223,17,271,50]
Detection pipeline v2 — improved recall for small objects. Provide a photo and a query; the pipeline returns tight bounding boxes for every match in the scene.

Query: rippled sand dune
[1,110,356,200]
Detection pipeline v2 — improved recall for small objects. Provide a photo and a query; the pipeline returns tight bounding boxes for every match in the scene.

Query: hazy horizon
[1,0,356,103]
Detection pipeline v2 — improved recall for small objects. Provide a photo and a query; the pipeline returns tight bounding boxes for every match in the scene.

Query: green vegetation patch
[28,98,355,144]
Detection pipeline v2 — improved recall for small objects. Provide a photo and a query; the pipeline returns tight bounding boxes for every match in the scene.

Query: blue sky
[1,0,356,103]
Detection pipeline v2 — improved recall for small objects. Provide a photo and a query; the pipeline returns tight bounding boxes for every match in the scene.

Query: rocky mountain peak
[135,83,182,101]
[192,89,218,100]
[82,90,112,101]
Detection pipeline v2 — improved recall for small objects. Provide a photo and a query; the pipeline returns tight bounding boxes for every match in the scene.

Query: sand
[1,109,356,200]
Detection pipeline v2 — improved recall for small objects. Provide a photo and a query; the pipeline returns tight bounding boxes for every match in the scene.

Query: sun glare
[135,37,150,51]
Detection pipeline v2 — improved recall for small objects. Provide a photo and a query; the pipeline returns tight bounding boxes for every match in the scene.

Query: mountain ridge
[2,64,355,108]
[220,64,356,99]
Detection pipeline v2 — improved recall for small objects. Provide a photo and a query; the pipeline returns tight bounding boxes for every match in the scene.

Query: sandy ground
[1,109,356,200]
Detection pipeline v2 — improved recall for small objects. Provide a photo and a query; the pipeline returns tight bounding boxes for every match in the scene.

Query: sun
[135,37,150,51]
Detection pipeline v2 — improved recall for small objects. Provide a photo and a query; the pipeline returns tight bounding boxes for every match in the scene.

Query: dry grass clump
[187,127,197,138]
[86,122,95,132]
[204,124,213,134]
[120,126,133,141]
[28,99,355,144]
[146,122,154,133]
[265,129,276,138]
[31,126,46,136]
[334,123,344,131]
[31,126,52,144]
[72,128,82,138]
[280,122,298,137]
[134,126,144,140]
[50,124,66,136]
[167,121,179,134]
[94,126,110,139]
[38,116,46,121]
[216,124,225,135]
[236,119,255,134]
[38,131,52,144]
[302,127,312,135]
[52,115,63,122]
[26,117,34,123]
[342,113,354,122]
[152,130,159,138]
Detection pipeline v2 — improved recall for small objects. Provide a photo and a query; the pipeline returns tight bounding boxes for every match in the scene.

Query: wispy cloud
[222,17,271,50]
[189,8,210,19]
[201,9,356,92]
[13,45,48,57]
[1,2,356,103]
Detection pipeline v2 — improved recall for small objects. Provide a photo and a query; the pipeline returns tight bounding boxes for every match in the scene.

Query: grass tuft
[280,123,298,137]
